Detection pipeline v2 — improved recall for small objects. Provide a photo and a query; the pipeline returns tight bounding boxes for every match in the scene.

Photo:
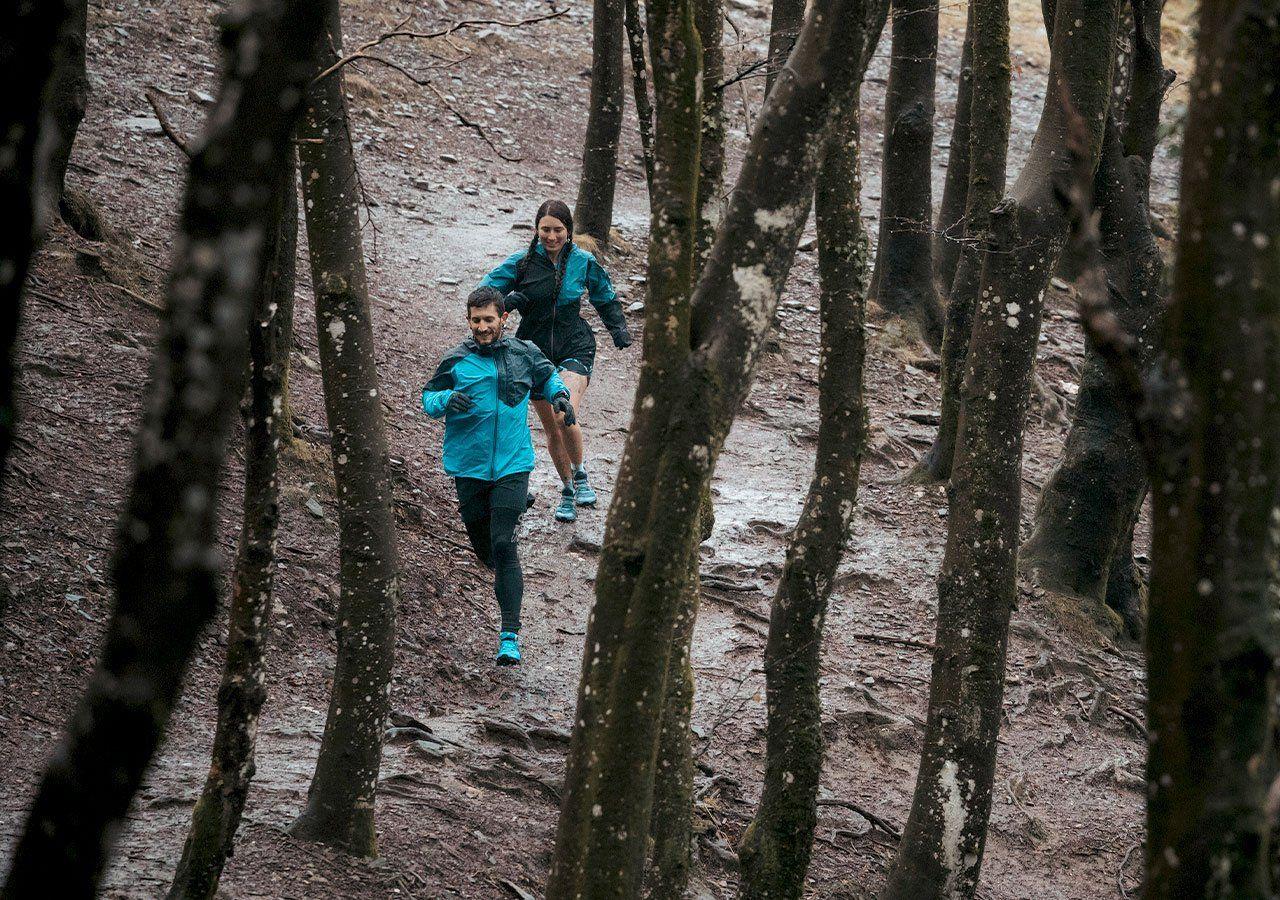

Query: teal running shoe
[572,469,597,507]
[496,631,521,666]
[555,485,577,522]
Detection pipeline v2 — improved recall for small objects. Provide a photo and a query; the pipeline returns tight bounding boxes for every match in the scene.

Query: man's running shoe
[555,485,577,522]
[496,631,521,666]
[573,469,597,507]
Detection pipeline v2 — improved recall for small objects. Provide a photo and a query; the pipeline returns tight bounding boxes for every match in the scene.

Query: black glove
[504,290,530,313]
[551,393,576,427]
[610,324,633,349]
[446,391,474,413]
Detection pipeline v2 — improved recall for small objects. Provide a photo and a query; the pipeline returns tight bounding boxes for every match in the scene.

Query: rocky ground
[0,0,1190,896]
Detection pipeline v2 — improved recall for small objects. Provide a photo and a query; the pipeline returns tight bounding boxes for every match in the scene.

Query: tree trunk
[0,3,318,894]
[1020,0,1169,639]
[1144,0,1280,891]
[694,0,726,267]
[167,154,297,900]
[271,152,299,450]
[41,0,90,224]
[647,493,714,898]
[738,82,870,900]
[623,0,655,191]
[576,0,626,244]
[547,0,868,893]
[764,0,804,97]
[287,0,399,856]
[0,0,66,498]
[904,0,1010,486]
[869,0,943,349]
[932,6,973,294]
[881,0,1118,893]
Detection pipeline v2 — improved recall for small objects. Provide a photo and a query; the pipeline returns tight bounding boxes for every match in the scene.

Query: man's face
[468,303,507,344]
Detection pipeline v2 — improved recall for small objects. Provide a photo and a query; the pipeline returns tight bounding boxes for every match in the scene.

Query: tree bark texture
[646,493,713,899]
[548,0,868,893]
[932,7,973,294]
[881,0,1118,894]
[694,0,726,267]
[1020,0,1170,638]
[0,0,66,498]
[738,81,870,900]
[576,0,626,244]
[869,0,944,348]
[167,155,297,900]
[0,2,318,895]
[623,0,655,191]
[288,0,400,856]
[764,0,804,97]
[271,151,299,449]
[1144,0,1280,891]
[906,0,1010,485]
[41,0,89,222]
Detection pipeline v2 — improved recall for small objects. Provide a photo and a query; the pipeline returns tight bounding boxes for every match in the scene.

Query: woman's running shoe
[573,469,597,506]
[555,485,577,522]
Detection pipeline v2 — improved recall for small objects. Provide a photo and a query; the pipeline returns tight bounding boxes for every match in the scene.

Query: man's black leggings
[455,472,528,634]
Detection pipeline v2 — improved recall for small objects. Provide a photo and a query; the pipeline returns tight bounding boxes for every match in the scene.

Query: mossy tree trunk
[932,7,973,294]
[738,78,871,900]
[41,0,90,224]
[881,0,1118,894]
[0,0,67,497]
[868,0,943,349]
[0,2,318,894]
[764,0,804,97]
[1020,0,1170,638]
[167,154,297,900]
[287,0,399,856]
[576,0,626,245]
[694,0,725,265]
[270,150,299,450]
[547,0,869,893]
[904,0,1010,486]
[1143,0,1280,890]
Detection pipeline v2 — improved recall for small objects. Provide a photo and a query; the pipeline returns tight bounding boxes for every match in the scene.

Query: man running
[421,287,576,665]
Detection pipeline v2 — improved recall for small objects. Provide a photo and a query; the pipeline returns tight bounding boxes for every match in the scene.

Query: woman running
[479,199,632,523]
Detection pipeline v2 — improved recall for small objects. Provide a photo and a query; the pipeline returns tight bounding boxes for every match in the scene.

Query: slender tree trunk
[167,154,296,900]
[1144,0,1280,891]
[904,0,1010,486]
[1020,0,1169,638]
[0,0,67,498]
[41,0,89,223]
[764,0,804,97]
[932,7,973,293]
[576,0,626,244]
[869,0,943,348]
[881,0,1118,894]
[287,0,399,856]
[738,81,870,900]
[272,152,299,450]
[0,3,318,894]
[694,0,725,266]
[548,0,868,893]
[647,493,714,898]
[623,0,655,191]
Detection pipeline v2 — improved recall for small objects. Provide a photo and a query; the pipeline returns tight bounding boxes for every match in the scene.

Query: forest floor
[0,0,1192,897]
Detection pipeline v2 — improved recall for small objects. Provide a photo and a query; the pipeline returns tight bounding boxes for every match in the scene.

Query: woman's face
[538,215,569,255]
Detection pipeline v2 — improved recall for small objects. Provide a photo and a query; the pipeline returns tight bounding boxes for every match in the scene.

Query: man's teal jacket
[421,337,568,481]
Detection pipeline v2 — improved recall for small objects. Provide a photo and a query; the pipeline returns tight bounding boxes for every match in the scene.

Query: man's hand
[446,390,475,413]
[551,393,576,427]
[610,325,633,349]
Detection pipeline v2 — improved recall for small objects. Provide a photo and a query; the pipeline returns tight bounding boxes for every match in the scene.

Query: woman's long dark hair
[515,199,574,301]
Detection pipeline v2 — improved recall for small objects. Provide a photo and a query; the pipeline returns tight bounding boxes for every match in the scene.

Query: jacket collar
[465,336,510,355]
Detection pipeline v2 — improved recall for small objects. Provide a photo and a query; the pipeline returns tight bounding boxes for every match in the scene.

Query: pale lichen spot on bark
[939,759,969,890]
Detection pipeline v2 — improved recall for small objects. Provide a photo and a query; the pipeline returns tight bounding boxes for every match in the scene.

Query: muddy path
[0,0,1185,896]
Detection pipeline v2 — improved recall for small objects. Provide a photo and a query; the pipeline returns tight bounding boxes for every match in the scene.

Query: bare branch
[144,87,193,158]
[424,81,524,162]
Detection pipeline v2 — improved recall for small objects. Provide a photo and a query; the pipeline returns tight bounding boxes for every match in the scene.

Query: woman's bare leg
[558,371,590,469]
[533,398,573,483]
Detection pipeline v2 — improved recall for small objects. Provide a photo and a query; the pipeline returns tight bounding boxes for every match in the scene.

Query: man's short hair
[467,286,505,315]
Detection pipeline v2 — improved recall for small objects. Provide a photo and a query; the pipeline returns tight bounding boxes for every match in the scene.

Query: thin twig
[850,631,935,652]
[817,797,903,840]
[144,87,193,158]
[424,81,524,162]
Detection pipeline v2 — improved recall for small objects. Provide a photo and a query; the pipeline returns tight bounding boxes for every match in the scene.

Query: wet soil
[0,0,1187,896]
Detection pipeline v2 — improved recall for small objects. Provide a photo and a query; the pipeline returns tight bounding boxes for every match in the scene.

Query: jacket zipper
[490,350,500,480]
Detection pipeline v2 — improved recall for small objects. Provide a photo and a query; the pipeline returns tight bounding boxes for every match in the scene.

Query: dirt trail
[0,0,1182,896]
